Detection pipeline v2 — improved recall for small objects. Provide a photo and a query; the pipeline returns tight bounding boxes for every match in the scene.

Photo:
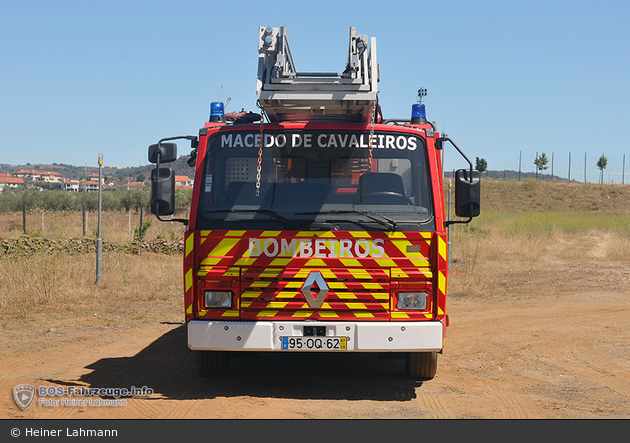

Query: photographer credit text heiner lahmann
[25,428,118,437]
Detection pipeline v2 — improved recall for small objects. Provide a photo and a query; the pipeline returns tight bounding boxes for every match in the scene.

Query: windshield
[197,129,435,231]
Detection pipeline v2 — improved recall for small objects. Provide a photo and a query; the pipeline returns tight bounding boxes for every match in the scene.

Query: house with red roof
[63,178,80,192]
[175,175,192,189]
[38,171,63,183]
[82,180,101,192]
[0,175,25,190]
[123,181,145,190]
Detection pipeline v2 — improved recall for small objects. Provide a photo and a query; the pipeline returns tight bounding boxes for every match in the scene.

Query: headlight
[396,291,428,310]
[202,291,233,309]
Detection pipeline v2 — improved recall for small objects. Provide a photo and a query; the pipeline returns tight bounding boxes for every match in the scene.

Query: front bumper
[188,320,443,352]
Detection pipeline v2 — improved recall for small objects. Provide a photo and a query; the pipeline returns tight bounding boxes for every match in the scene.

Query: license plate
[281,336,347,351]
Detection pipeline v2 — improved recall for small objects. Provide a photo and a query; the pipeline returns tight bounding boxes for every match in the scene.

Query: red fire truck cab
[148,26,480,380]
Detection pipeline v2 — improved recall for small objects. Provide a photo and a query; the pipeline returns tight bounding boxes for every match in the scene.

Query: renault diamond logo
[301,272,329,309]
[13,384,35,410]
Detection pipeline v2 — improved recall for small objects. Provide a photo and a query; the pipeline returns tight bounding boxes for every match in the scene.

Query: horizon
[1,162,622,185]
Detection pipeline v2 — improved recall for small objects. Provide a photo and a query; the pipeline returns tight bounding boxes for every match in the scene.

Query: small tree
[475,157,488,174]
[534,153,549,179]
[596,154,608,184]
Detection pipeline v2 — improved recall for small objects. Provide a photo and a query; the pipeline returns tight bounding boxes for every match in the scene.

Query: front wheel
[407,352,437,380]
[195,350,230,377]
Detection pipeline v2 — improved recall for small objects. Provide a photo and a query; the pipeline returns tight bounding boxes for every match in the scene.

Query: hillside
[476,179,630,213]
[0,155,195,183]
[445,169,571,182]
[3,158,630,214]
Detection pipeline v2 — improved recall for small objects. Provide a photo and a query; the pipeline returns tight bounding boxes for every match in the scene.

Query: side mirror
[150,167,175,215]
[148,142,177,164]
[435,137,444,151]
[454,169,480,218]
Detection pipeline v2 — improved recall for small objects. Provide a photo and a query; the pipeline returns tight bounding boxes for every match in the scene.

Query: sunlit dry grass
[447,216,630,297]
[0,251,182,322]
[0,209,187,322]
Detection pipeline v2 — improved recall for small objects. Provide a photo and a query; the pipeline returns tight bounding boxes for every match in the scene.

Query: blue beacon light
[209,102,226,122]
[411,104,427,124]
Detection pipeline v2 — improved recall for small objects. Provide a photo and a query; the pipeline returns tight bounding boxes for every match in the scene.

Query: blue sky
[1,0,629,182]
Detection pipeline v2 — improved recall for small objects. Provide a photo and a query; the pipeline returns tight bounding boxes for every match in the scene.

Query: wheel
[195,350,230,377]
[406,352,437,380]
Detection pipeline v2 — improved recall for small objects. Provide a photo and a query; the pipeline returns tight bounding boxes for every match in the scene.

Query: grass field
[0,209,186,320]
[442,179,629,297]
[0,251,182,322]
[1,179,629,319]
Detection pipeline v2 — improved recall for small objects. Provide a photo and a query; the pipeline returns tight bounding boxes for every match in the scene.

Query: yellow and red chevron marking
[189,230,443,322]
[239,266,390,321]
[433,231,449,344]
[196,230,432,273]
[183,230,196,321]
[433,231,448,319]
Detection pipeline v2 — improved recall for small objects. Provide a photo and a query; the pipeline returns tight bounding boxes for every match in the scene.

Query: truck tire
[407,352,437,380]
[195,351,230,377]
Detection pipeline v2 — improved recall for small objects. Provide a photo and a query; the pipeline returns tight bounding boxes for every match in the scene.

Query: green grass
[469,211,630,238]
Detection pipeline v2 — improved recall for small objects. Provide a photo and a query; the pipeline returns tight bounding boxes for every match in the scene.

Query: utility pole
[96,153,103,285]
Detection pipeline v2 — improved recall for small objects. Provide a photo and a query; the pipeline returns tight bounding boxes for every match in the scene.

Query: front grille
[239,267,390,321]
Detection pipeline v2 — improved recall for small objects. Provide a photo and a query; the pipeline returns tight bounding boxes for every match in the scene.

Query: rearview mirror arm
[436,136,474,183]
[443,216,472,228]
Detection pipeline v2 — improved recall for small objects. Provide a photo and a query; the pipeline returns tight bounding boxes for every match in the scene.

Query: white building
[63,178,80,192]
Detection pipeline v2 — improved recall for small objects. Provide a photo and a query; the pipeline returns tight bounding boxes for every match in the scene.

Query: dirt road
[2,282,629,419]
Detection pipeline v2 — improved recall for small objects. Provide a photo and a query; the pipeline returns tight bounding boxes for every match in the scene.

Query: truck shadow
[76,325,422,401]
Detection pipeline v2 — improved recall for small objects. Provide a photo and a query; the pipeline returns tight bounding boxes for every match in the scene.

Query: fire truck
[147,26,480,380]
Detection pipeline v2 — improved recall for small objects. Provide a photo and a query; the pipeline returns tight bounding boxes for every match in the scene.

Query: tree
[475,157,488,173]
[596,154,608,184]
[534,153,549,179]
[121,189,149,212]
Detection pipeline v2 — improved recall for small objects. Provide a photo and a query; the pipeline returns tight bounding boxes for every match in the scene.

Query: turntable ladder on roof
[256,25,379,123]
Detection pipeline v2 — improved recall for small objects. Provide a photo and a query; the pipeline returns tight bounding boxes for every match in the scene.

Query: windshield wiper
[204,209,297,230]
[295,210,398,231]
